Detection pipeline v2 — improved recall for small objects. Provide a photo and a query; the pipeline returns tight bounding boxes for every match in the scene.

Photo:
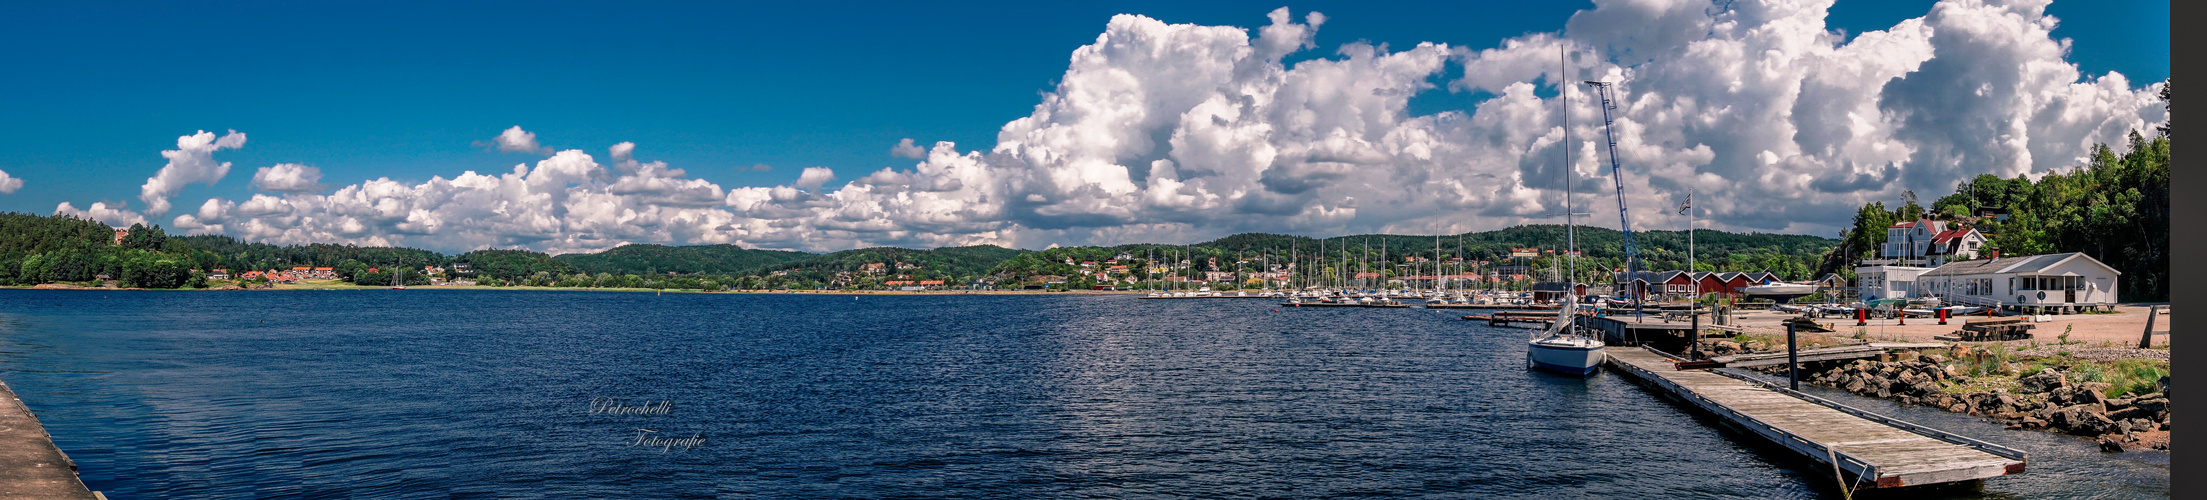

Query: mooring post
[1689,304,1702,361]
[1787,321,1799,390]
[2139,304,2162,349]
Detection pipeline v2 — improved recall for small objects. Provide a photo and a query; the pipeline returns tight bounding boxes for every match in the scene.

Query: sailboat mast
[1562,43,1576,307]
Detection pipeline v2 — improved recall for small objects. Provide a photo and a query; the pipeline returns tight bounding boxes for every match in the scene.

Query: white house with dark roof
[1916,252,2119,312]
[1923,227,1988,266]
[1870,218,1989,267]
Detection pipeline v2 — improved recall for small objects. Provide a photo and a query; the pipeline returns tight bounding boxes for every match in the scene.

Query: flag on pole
[1678,191,1692,215]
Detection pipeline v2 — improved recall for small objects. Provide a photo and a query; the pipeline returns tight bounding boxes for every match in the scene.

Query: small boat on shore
[1740,282,1815,302]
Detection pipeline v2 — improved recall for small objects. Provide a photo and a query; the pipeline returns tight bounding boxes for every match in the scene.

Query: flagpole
[1687,187,1694,275]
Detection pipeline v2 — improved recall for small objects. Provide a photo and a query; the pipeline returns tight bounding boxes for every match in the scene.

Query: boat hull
[1528,341,1605,376]
[1741,284,1817,303]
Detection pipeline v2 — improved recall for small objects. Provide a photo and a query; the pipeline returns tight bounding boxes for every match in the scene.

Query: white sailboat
[1741,282,1817,302]
[1527,45,1604,376]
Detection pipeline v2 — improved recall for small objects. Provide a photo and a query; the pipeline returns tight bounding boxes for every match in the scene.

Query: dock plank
[0,380,97,500]
[1604,347,2025,489]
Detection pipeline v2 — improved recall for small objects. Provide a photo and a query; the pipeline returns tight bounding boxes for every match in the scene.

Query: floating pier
[1136,294,1277,299]
[1424,303,1529,310]
[0,380,98,499]
[1604,347,2027,489]
[1580,315,1702,349]
[1476,310,1562,328]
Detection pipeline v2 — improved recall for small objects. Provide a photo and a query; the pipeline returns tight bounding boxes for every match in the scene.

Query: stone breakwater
[1795,355,2171,452]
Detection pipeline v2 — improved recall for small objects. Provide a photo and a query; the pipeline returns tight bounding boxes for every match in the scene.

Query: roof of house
[1614,270,1688,283]
[1929,228,1978,244]
[1928,252,2120,276]
[1887,219,1947,231]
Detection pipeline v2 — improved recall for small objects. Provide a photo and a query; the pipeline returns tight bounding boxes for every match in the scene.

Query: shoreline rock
[1793,361,2171,450]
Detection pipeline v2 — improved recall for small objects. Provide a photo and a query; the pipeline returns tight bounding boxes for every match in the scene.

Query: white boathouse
[1915,252,2120,313]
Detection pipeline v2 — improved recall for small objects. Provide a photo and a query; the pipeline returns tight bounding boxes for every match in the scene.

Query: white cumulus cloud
[55,201,148,228]
[0,169,22,194]
[487,126,550,154]
[138,130,245,215]
[251,163,324,193]
[93,0,2161,255]
[891,138,926,158]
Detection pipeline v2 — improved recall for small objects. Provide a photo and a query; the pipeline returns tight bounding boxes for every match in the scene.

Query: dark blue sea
[0,290,2169,498]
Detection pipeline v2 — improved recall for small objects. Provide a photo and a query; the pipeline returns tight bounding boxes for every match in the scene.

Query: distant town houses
[861,263,887,274]
[883,279,934,290]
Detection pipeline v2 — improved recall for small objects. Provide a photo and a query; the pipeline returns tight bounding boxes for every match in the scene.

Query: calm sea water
[0,289,2168,498]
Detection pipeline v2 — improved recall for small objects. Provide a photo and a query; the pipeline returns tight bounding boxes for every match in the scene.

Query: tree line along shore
[0,131,2165,297]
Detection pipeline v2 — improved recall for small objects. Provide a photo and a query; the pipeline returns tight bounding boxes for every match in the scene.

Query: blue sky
[0,1,2170,253]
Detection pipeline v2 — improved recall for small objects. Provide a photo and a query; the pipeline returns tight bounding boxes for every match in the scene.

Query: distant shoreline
[6,283,1153,296]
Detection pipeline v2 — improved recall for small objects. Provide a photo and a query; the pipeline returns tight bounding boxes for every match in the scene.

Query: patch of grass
[1952,345,2012,378]
[2074,360,2170,398]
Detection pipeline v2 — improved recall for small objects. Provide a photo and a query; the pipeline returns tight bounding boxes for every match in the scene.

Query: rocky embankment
[1801,354,2171,451]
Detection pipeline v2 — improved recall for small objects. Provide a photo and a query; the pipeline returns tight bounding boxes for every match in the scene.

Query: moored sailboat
[1526,44,1604,376]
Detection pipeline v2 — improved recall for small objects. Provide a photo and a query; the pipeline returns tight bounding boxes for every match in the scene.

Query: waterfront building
[1528,281,1587,302]
[1916,252,2119,312]
[1614,271,1778,300]
[1854,264,1931,301]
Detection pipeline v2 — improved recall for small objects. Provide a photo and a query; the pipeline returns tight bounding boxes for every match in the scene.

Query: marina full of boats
[1138,285,1574,309]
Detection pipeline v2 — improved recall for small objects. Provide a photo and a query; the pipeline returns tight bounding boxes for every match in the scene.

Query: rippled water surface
[0,290,2168,497]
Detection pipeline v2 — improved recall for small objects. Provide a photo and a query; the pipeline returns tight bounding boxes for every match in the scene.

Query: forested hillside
[1,214,1856,292]
[553,244,812,275]
[983,226,1838,290]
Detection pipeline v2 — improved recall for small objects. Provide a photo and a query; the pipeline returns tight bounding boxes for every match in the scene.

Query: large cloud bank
[57,0,2165,254]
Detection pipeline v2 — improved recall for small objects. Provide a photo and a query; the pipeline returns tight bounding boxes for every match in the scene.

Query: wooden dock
[1604,347,2026,489]
[1478,310,1561,328]
[1580,315,1698,348]
[0,380,97,499]
[1424,303,1526,310]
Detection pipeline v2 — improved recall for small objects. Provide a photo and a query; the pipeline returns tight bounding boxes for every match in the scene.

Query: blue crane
[1583,80,1643,319]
